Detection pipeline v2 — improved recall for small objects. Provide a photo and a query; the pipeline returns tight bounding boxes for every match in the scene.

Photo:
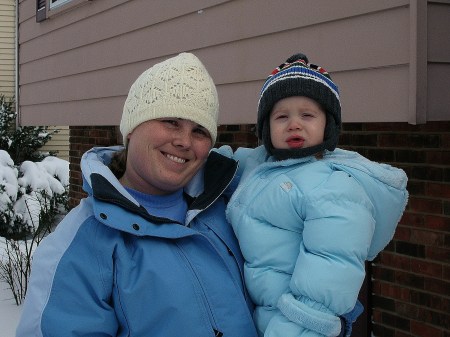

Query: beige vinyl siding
[1,1,70,160]
[17,0,450,127]
[39,126,70,162]
[0,0,15,97]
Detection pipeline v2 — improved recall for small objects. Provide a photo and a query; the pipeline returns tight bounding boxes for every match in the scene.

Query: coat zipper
[176,244,223,336]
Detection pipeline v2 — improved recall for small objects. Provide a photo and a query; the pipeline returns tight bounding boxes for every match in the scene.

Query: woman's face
[269,96,326,150]
[121,118,212,195]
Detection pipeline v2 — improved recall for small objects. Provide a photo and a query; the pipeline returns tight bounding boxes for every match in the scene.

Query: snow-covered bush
[0,151,69,304]
[0,94,68,304]
[0,151,69,238]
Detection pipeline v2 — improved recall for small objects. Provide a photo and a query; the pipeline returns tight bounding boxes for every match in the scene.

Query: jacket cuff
[277,293,341,336]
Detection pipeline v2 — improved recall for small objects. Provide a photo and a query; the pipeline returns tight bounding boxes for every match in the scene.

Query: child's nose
[288,118,303,130]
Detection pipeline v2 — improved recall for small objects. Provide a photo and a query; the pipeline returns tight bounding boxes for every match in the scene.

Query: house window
[37,0,93,22]
[49,0,73,9]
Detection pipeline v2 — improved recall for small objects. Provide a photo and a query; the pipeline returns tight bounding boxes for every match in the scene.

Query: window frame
[36,0,93,22]
[49,0,73,10]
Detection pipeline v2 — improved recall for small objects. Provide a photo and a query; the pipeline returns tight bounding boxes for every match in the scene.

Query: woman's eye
[194,127,209,137]
[162,119,178,127]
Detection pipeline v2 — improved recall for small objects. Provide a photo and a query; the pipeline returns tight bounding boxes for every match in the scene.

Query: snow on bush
[1,150,69,235]
[0,151,19,210]
[0,150,69,304]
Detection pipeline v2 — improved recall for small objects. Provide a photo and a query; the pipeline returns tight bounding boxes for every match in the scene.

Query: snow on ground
[0,278,22,337]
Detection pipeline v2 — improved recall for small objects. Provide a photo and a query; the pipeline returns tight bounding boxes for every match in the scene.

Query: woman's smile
[164,152,187,164]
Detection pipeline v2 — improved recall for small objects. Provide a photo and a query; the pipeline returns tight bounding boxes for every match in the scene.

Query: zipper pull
[213,328,223,337]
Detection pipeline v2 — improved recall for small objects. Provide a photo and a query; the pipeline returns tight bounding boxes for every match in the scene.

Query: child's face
[269,96,327,150]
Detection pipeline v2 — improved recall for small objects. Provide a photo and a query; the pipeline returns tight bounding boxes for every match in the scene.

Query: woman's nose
[173,129,192,148]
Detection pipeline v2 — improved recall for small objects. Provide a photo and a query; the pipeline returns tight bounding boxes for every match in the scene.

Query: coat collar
[89,149,238,231]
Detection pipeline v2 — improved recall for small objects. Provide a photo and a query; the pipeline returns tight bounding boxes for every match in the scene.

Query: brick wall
[216,124,259,149]
[339,121,449,337]
[68,126,118,209]
[69,121,449,336]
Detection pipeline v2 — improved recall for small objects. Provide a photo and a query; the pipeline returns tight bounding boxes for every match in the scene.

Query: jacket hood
[324,149,408,260]
[81,146,135,201]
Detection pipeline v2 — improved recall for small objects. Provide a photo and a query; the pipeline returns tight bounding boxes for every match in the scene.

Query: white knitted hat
[120,52,219,145]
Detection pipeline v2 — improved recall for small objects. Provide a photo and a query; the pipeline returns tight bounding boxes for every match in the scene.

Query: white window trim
[49,0,73,10]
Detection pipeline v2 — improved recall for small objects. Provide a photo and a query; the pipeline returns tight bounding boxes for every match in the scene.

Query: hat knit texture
[257,53,342,160]
[120,52,219,145]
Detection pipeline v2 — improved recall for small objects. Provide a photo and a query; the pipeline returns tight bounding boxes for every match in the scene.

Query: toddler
[225,53,409,337]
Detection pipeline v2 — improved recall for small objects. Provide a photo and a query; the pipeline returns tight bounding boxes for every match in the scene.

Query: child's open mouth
[286,136,305,148]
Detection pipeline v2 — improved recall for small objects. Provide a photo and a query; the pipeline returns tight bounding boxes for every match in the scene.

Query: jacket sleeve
[15,203,118,337]
[267,170,375,337]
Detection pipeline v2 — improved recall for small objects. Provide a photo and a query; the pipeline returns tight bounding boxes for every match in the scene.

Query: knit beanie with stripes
[257,53,341,160]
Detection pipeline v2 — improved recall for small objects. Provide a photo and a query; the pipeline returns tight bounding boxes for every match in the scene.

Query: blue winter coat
[224,146,408,337]
[16,146,258,337]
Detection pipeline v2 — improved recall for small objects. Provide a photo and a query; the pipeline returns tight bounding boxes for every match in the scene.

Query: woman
[16,53,258,337]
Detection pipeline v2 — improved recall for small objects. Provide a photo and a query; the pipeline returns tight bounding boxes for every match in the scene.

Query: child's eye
[275,114,287,120]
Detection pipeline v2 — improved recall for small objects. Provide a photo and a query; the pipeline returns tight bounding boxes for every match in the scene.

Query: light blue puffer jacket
[225,146,408,337]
